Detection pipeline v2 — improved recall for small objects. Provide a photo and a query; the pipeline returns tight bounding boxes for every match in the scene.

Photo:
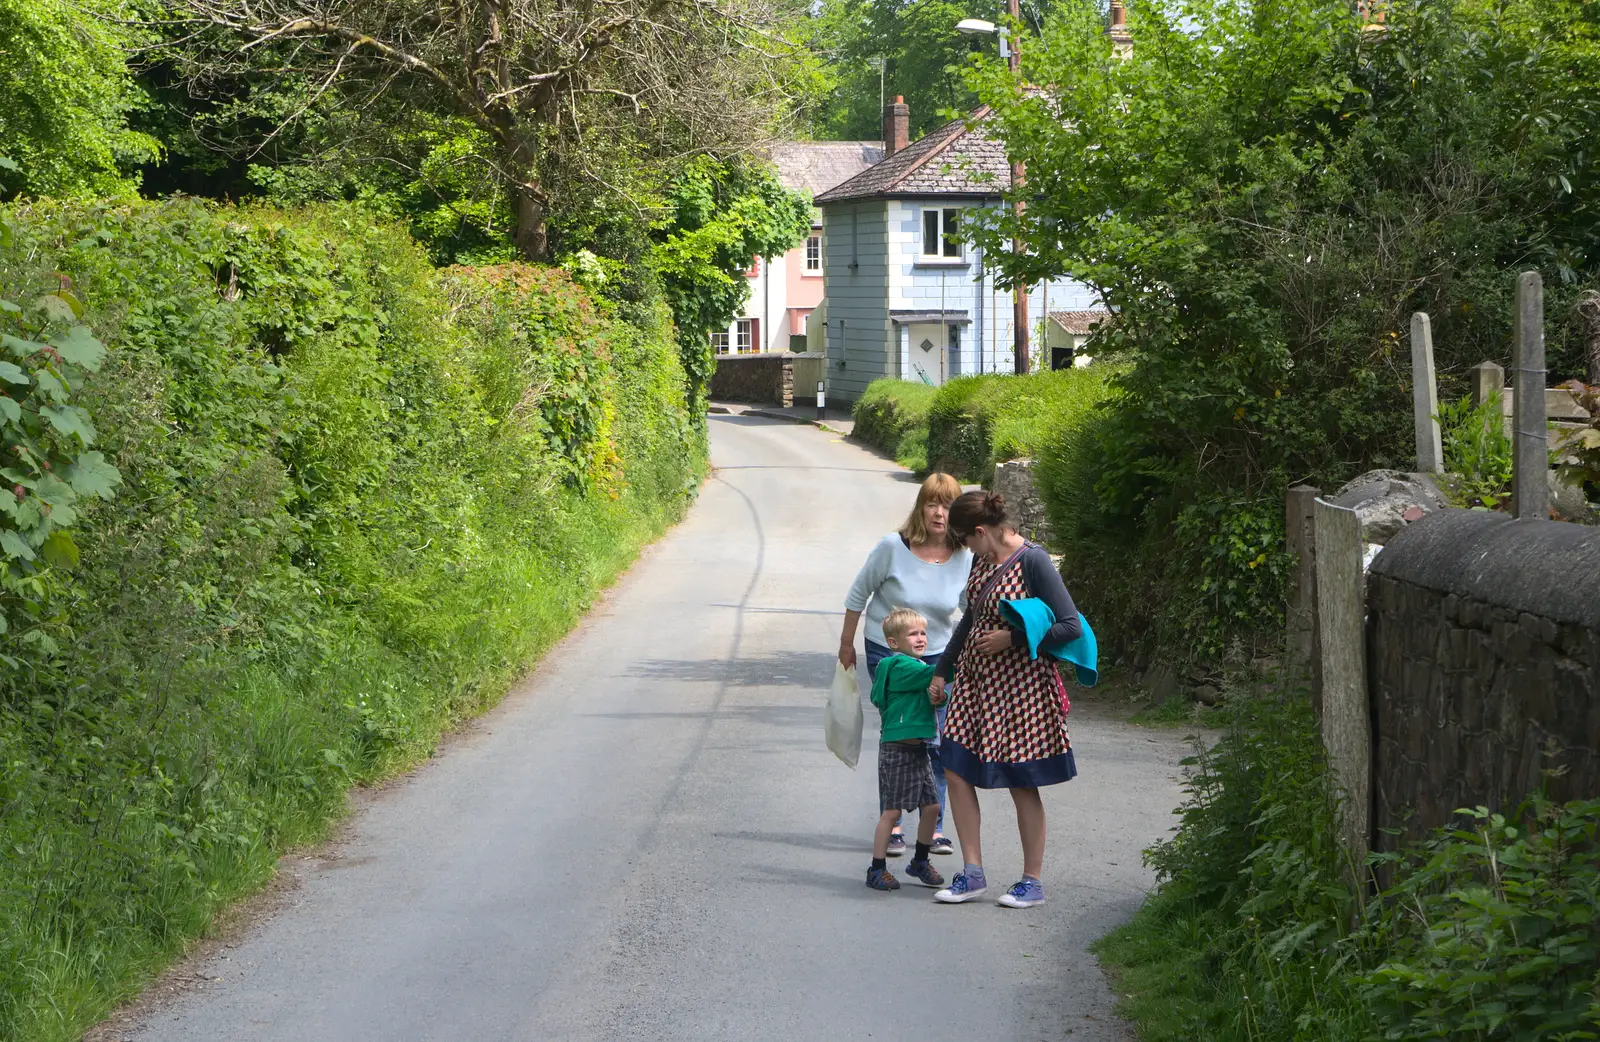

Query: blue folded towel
[997,597,1099,688]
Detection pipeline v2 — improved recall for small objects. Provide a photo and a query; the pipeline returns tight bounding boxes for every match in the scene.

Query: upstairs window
[805,235,822,272]
[921,208,963,259]
[710,330,731,352]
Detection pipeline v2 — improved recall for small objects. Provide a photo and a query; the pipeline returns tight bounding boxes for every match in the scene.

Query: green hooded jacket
[869,654,938,743]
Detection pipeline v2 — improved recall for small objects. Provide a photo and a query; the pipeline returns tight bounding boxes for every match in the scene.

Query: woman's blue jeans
[865,639,947,834]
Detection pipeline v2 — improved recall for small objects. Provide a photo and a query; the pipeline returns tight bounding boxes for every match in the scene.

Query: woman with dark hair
[840,472,972,857]
[928,490,1081,908]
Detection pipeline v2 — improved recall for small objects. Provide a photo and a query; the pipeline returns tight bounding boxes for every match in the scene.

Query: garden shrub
[920,368,1113,483]
[1095,690,1600,1042]
[0,198,701,1042]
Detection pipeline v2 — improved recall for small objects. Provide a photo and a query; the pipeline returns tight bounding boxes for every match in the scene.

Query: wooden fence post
[1513,272,1548,520]
[1285,485,1321,696]
[1314,497,1370,868]
[1410,313,1443,473]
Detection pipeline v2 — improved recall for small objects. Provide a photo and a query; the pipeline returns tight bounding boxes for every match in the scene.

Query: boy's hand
[928,677,947,705]
[974,629,1014,654]
[838,643,857,671]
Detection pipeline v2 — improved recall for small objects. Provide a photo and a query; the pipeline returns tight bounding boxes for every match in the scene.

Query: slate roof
[813,106,1012,204]
[768,141,885,198]
[1049,310,1111,335]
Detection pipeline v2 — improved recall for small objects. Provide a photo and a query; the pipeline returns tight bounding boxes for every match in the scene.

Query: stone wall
[709,353,826,407]
[993,459,1051,545]
[710,353,795,406]
[1367,510,1600,852]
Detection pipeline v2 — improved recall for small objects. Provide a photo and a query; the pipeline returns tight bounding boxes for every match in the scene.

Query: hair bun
[983,491,1006,516]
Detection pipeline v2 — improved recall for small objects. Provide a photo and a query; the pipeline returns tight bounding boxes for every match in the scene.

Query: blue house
[812,98,1102,405]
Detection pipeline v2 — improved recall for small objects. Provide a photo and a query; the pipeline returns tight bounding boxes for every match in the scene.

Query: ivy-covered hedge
[0,199,701,1042]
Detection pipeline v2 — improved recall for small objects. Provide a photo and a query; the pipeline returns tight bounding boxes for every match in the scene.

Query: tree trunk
[512,183,549,262]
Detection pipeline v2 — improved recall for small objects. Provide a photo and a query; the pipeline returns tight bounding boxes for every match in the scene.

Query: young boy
[866,608,947,892]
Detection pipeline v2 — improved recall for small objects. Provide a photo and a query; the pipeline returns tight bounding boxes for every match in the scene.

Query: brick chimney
[883,96,910,157]
[1106,0,1133,56]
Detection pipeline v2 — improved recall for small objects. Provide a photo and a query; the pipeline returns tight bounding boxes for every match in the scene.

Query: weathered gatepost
[1312,497,1370,871]
[1410,312,1443,474]
[1513,271,1549,520]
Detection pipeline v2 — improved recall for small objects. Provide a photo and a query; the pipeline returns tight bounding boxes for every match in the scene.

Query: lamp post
[956,13,1029,375]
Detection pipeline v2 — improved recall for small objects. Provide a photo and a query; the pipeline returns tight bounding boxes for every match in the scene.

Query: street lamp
[955,12,1029,375]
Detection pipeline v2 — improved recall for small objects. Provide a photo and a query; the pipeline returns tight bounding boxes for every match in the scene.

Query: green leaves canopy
[652,157,812,412]
[0,0,159,198]
[970,0,1600,657]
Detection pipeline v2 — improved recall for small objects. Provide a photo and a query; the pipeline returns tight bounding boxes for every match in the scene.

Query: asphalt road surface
[121,415,1189,1042]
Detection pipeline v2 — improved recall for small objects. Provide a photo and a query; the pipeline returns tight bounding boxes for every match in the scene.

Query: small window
[735,318,759,353]
[921,208,963,259]
[710,330,731,352]
[805,235,822,272]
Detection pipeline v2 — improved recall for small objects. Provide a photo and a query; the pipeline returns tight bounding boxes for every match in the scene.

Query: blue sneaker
[998,878,1045,908]
[933,871,987,904]
[866,865,900,891]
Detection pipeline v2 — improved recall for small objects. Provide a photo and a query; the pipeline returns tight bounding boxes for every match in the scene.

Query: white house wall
[888,199,1097,380]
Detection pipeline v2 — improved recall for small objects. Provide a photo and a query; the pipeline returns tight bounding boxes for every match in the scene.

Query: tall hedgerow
[0,198,700,1042]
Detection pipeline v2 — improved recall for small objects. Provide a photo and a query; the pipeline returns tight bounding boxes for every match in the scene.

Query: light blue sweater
[845,534,973,654]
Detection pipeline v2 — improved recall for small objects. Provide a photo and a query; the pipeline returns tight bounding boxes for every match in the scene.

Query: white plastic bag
[824,661,863,769]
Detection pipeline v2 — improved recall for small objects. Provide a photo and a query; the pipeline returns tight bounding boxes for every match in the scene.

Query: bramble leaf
[50,325,106,370]
[41,405,96,444]
[40,529,79,569]
[66,451,121,500]
[0,362,27,385]
[0,529,35,561]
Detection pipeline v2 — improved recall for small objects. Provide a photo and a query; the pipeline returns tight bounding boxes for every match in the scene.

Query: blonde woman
[840,473,972,856]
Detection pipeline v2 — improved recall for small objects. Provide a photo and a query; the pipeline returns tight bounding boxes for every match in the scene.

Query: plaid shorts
[878,741,938,812]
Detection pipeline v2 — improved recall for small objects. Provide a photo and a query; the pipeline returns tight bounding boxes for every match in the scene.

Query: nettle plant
[0,244,121,651]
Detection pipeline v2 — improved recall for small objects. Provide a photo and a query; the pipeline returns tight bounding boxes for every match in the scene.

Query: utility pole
[1008,0,1029,375]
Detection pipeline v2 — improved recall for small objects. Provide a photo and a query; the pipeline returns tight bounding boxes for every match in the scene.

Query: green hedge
[0,199,701,1042]
[851,380,938,469]
[853,369,1113,483]
[925,369,1112,484]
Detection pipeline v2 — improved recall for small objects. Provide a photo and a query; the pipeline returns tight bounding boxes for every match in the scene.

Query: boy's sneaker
[998,878,1045,908]
[866,866,901,891]
[930,836,954,856]
[933,871,987,904]
[885,833,907,857]
[903,858,946,888]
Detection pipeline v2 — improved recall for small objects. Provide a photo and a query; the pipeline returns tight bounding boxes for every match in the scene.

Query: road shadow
[624,651,836,690]
[580,704,819,728]
[714,829,866,854]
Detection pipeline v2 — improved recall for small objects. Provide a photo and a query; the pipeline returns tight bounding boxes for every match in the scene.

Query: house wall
[888,199,1098,381]
[820,201,893,403]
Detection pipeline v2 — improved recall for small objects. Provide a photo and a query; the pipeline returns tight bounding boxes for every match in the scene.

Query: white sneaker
[933,872,987,903]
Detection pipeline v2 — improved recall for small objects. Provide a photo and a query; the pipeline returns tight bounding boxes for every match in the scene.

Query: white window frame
[710,330,731,353]
[921,207,964,259]
[735,318,756,353]
[804,234,822,273]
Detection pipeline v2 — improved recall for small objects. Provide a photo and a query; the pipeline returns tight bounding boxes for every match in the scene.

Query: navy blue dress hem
[941,739,1077,789]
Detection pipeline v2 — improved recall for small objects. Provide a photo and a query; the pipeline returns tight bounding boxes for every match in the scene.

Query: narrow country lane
[117,416,1189,1042]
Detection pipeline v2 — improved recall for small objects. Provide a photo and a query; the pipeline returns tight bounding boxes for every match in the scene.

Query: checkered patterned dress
[942,546,1077,789]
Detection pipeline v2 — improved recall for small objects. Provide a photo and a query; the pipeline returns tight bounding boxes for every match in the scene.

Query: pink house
[710,141,883,355]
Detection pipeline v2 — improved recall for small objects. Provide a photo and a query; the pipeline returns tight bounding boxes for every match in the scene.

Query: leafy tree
[969,0,1600,658]
[164,0,814,260]
[0,0,159,198]
[652,157,812,413]
[801,0,1068,140]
